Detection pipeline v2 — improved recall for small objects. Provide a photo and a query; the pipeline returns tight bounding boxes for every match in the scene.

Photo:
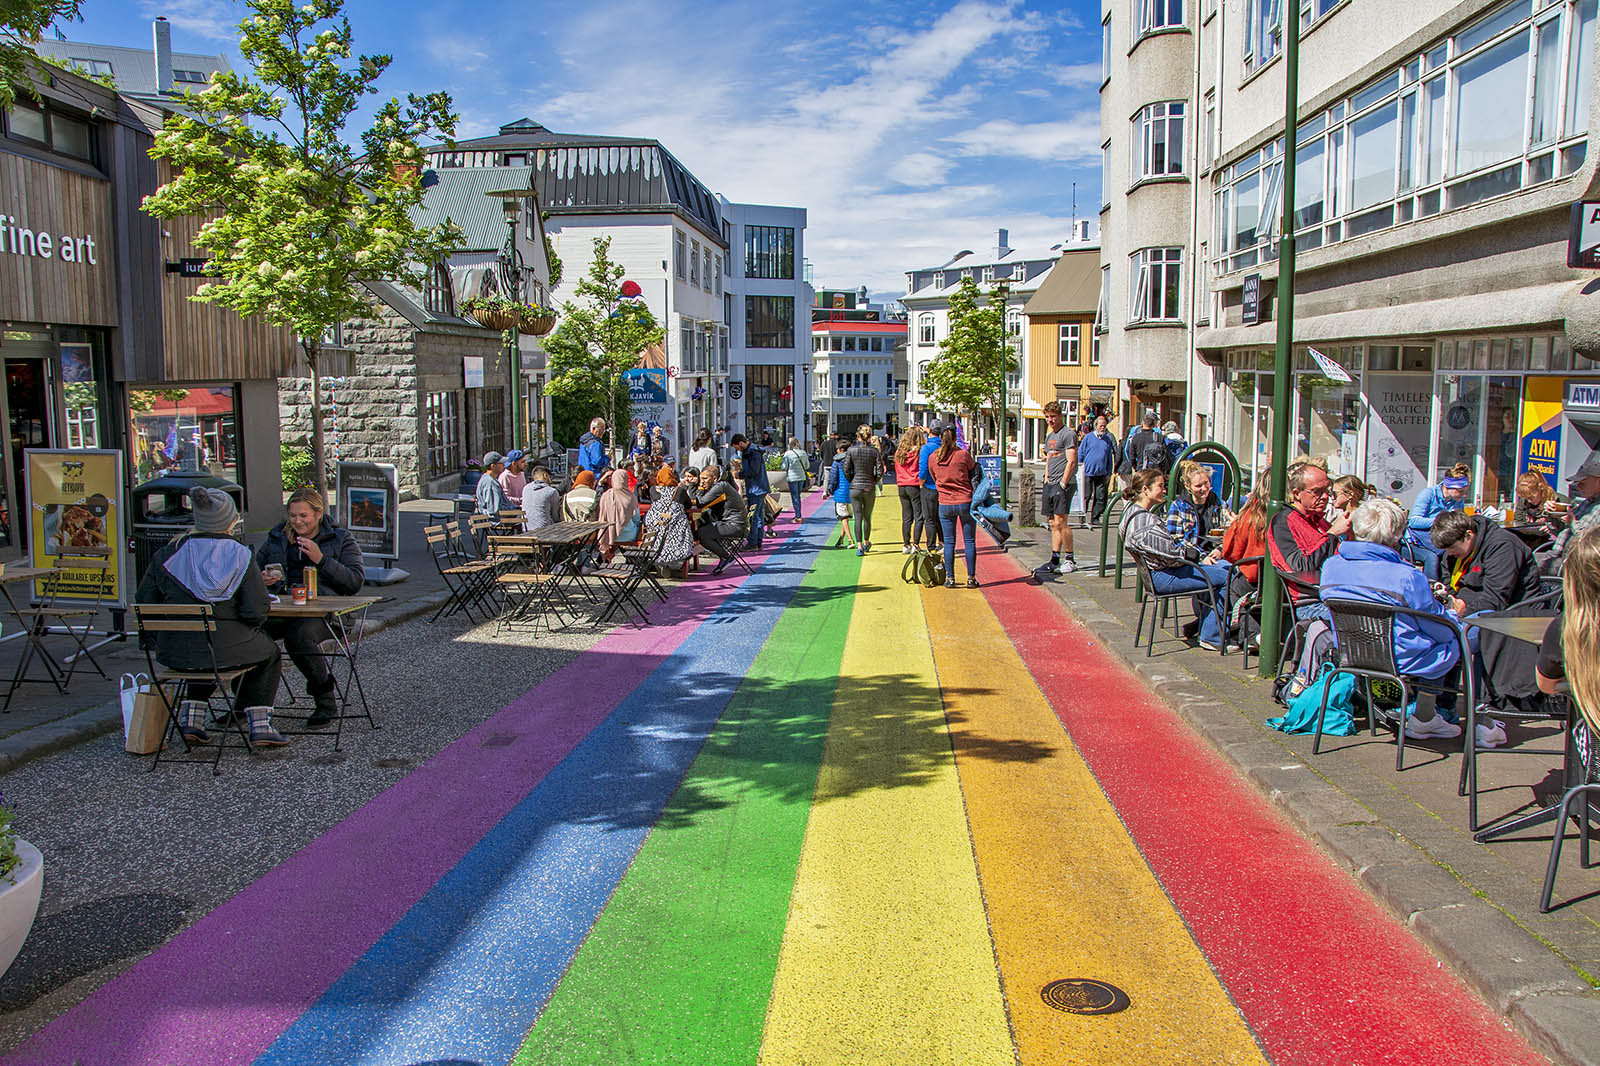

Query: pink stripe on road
[1,497,824,1066]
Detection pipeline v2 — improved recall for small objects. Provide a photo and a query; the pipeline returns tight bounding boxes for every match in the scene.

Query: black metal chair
[1317,597,1476,770]
[1540,715,1600,912]
[1127,549,1227,657]
[2,547,113,709]
[592,529,664,628]
[1269,565,1327,685]
[133,603,254,775]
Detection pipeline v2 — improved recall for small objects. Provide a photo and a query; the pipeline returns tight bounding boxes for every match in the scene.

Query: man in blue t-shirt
[917,421,944,550]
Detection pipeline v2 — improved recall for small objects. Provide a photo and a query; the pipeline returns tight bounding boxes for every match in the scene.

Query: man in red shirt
[1267,463,1349,621]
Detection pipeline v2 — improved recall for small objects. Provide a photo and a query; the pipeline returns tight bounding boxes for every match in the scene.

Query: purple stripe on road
[0,497,824,1066]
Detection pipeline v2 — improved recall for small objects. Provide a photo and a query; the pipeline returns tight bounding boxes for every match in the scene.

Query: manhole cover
[480,733,519,749]
[1040,979,1130,1016]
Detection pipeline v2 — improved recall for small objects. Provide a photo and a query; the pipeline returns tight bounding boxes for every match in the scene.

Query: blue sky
[67,0,1104,297]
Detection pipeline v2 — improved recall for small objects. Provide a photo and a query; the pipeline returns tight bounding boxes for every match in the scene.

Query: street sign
[1242,274,1262,326]
[976,454,1003,486]
[1568,202,1600,268]
[165,258,218,277]
[336,460,399,564]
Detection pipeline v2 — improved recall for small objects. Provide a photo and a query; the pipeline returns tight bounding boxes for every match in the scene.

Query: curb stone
[0,587,454,777]
[1007,532,1596,1066]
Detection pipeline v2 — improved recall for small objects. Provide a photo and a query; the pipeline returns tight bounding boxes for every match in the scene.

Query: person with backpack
[1120,413,1170,478]
[845,424,883,555]
[1119,469,1233,650]
[1161,421,1188,467]
[894,426,929,553]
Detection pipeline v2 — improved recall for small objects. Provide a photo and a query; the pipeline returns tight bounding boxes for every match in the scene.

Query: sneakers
[965,578,980,588]
[1057,557,1078,574]
[1475,720,1509,749]
[246,707,289,748]
[1196,639,1242,652]
[1404,715,1463,740]
[856,547,866,557]
[903,544,913,555]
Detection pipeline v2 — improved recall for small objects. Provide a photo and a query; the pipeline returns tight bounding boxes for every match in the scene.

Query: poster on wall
[24,448,125,606]
[1364,376,1432,507]
[623,368,675,459]
[1520,377,1567,490]
[335,461,399,563]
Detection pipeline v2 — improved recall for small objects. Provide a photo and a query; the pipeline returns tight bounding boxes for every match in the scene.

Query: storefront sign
[623,368,675,454]
[1567,202,1600,269]
[336,461,399,563]
[1242,274,1261,326]
[164,258,217,277]
[463,356,485,389]
[1307,346,1353,383]
[24,449,125,606]
[1365,377,1432,506]
[1565,381,1600,409]
[976,454,1003,486]
[0,216,99,264]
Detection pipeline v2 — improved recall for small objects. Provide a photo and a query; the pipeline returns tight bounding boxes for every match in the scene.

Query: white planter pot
[0,839,43,978]
[767,471,788,493]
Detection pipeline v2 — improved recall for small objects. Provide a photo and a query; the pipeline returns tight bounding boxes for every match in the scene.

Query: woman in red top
[1219,473,1271,645]
[894,426,929,554]
[929,424,979,587]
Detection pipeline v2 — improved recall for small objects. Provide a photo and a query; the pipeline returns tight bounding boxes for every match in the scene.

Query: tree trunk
[307,341,327,498]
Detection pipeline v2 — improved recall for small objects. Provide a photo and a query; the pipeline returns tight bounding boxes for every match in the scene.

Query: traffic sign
[1567,202,1600,268]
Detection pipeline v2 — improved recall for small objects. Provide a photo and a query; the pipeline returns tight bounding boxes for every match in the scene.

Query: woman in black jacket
[255,487,365,728]
[845,424,883,554]
[136,487,287,747]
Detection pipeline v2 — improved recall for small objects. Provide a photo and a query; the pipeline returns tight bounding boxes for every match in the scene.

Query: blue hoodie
[1406,483,1464,534]
[578,431,609,477]
[917,440,941,490]
[1319,540,1461,679]
[829,456,852,504]
[1078,429,1116,478]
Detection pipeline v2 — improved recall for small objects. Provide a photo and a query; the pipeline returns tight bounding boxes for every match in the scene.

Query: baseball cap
[1567,452,1600,483]
[483,451,504,467]
[504,448,525,463]
[928,420,944,434]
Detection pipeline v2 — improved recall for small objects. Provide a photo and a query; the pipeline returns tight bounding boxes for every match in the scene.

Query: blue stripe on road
[252,508,834,1066]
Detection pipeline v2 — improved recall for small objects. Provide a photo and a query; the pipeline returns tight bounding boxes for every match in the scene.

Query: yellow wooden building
[1022,248,1124,448]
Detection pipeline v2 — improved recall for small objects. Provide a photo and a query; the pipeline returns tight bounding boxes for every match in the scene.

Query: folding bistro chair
[592,529,662,628]
[132,603,254,775]
[424,524,494,623]
[1316,597,1476,770]
[1128,549,1226,657]
[2,547,112,710]
[1540,715,1600,912]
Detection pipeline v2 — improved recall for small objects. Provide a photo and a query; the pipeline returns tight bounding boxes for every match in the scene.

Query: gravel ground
[0,602,608,1052]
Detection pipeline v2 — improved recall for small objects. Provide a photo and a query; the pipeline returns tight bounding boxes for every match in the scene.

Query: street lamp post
[997,280,1011,508]
[488,188,535,451]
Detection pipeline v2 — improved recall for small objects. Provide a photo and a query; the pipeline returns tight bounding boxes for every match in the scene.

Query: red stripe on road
[979,550,1544,1066]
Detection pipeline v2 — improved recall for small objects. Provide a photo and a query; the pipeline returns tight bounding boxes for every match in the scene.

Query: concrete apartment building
[903,227,1094,459]
[426,119,729,457]
[1180,0,1598,508]
[810,288,908,438]
[720,197,813,445]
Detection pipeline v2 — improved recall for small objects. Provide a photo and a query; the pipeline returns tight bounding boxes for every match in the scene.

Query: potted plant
[0,792,43,979]
[764,449,788,495]
[460,295,522,332]
[519,303,557,337]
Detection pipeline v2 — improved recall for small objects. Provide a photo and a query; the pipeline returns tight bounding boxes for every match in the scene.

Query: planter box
[0,840,43,978]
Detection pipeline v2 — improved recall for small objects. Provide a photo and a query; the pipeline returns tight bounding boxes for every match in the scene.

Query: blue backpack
[1268,663,1357,736]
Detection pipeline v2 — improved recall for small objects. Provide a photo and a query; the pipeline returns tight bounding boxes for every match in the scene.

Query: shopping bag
[123,675,173,755]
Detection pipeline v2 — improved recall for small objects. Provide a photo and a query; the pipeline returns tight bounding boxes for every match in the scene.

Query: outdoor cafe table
[488,521,607,618]
[0,566,66,706]
[268,593,381,749]
[1467,611,1582,844]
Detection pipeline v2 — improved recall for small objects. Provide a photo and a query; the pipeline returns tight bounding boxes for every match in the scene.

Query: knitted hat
[189,486,238,534]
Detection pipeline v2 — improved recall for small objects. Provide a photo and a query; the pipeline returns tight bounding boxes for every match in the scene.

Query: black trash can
[130,472,245,585]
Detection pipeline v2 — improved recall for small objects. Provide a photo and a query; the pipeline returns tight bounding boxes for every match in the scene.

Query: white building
[720,198,813,445]
[902,228,1093,458]
[426,119,731,456]
[809,287,908,437]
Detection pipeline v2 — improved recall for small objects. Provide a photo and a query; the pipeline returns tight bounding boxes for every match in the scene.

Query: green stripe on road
[511,545,862,1066]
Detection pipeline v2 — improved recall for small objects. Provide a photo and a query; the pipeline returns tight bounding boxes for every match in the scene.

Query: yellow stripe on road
[759,538,1014,1066]
[922,586,1268,1066]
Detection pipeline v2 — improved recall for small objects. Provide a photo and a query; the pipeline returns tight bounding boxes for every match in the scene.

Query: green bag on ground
[917,550,945,588]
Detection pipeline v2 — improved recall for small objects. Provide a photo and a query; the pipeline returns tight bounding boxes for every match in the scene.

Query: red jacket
[1267,507,1339,603]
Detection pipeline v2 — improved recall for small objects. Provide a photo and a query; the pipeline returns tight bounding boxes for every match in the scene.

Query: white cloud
[424,36,490,74]
[139,0,241,43]
[1045,61,1102,87]
[946,116,1101,162]
[889,152,953,187]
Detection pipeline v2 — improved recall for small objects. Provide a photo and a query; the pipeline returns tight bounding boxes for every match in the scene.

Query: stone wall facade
[278,302,508,499]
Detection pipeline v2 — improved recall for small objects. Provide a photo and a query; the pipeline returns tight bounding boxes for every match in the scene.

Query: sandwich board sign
[1568,202,1600,269]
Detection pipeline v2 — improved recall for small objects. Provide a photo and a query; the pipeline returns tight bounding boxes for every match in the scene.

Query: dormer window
[424,261,455,316]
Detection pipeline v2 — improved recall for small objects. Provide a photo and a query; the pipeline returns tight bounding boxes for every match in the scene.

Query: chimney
[997,228,1010,257]
[153,17,173,95]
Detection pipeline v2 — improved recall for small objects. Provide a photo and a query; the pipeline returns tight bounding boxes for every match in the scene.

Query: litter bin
[130,471,245,585]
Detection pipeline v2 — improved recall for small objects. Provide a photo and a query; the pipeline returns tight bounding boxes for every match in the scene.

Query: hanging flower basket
[471,307,520,331]
[519,309,557,336]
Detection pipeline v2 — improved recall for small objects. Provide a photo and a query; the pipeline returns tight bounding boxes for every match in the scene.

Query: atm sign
[1568,383,1600,409]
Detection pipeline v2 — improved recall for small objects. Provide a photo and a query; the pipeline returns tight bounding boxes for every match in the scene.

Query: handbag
[121,673,173,755]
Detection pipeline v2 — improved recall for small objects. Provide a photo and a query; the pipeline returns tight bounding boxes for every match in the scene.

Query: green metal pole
[1257,4,1300,678]
[997,282,1009,509]
[509,330,523,452]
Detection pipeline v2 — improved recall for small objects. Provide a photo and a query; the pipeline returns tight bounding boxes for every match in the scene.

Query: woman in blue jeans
[927,425,980,587]
[1118,469,1233,648]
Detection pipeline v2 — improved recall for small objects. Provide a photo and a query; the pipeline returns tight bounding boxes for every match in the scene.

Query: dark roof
[32,40,229,99]
[427,118,724,244]
[1024,249,1103,316]
[411,166,536,250]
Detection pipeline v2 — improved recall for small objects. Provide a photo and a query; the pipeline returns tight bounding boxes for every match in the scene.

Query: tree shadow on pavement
[0,893,192,1012]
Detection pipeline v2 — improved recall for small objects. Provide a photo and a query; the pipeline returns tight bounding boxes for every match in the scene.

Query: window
[714,256,723,296]
[424,260,454,316]
[870,337,884,352]
[844,336,857,351]
[744,225,796,279]
[918,313,935,344]
[674,231,686,280]
[982,265,995,283]
[425,391,461,478]
[1058,323,1082,365]
[745,295,795,348]
[690,239,700,286]
[68,58,113,78]
[1095,265,1110,335]
[4,100,93,162]
[1100,142,1112,207]
[1134,0,1185,39]
[934,271,945,289]
[1102,15,1112,82]
[1202,91,1216,170]
[719,330,729,371]
[830,336,842,351]
[1130,247,1183,323]
[1132,101,1186,181]
[1012,262,1026,280]
[702,246,713,292]
[680,323,694,368]
[1197,242,1211,324]
[129,386,241,486]
[1006,308,1022,336]
[173,69,209,84]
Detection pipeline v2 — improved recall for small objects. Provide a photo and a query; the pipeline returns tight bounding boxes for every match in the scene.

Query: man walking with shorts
[1038,401,1078,574]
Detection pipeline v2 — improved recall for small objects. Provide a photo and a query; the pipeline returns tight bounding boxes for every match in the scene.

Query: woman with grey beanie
[135,486,288,748]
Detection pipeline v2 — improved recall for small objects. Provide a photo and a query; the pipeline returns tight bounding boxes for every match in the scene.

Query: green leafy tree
[140,0,462,494]
[544,236,664,450]
[0,0,80,109]
[920,275,1014,439]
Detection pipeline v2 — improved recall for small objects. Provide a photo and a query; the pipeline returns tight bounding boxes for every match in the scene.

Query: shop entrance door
[3,358,55,555]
